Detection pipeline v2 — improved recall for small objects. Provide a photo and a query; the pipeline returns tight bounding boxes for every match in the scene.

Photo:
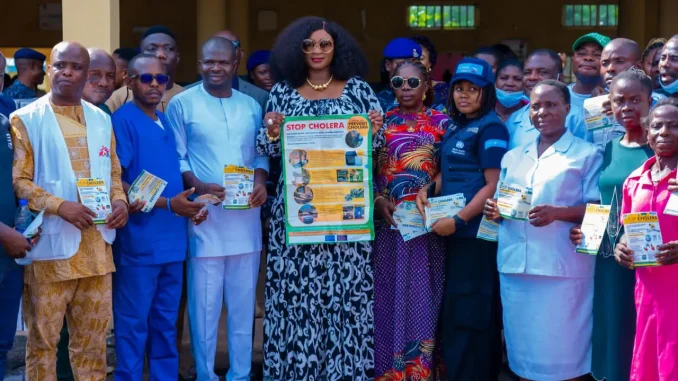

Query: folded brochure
[576,204,612,255]
[424,194,465,230]
[622,212,662,267]
[393,201,427,242]
[76,178,111,224]
[497,183,532,221]
[128,170,167,213]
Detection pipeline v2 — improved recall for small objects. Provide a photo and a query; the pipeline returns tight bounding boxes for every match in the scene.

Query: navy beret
[246,50,271,71]
[383,38,422,60]
[14,48,46,62]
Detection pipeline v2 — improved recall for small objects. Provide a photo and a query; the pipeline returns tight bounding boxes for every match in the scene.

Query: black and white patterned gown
[256,77,384,381]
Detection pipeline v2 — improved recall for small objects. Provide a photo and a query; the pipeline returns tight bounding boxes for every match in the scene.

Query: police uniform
[438,58,508,381]
[376,38,422,112]
[3,48,45,101]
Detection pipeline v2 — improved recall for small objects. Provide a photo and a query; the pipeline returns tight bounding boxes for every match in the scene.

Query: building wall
[1,0,677,83]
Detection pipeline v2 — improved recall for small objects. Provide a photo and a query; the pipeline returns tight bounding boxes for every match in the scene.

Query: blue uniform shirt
[3,81,38,101]
[0,114,18,273]
[441,111,509,238]
[112,102,187,266]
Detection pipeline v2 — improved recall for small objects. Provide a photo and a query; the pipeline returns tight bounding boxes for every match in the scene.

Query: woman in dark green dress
[570,69,654,381]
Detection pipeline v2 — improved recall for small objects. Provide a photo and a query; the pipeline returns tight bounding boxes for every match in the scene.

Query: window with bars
[408,5,476,29]
[563,4,618,27]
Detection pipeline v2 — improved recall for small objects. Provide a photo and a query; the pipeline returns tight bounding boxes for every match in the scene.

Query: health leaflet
[281,114,373,244]
[576,204,612,255]
[424,194,466,230]
[128,170,167,213]
[583,95,626,150]
[23,209,45,239]
[392,201,427,242]
[497,183,532,221]
[622,212,663,267]
[76,178,111,224]
[477,217,499,242]
[223,165,254,210]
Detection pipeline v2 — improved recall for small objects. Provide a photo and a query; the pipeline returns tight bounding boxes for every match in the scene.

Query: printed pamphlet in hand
[497,183,532,221]
[583,95,626,150]
[392,201,427,242]
[76,178,111,224]
[22,209,45,239]
[576,204,612,255]
[223,165,254,210]
[128,170,167,213]
[622,212,663,267]
[424,194,466,230]
[477,216,499,242]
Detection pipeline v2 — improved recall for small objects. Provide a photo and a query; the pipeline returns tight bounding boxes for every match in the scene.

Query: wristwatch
[453,214,467,228]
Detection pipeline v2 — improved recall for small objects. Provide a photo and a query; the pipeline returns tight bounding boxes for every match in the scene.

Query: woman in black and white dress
[256,16,384,381]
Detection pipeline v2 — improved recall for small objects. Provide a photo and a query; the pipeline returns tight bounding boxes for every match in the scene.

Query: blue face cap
[383,38,422,60]
[450,57,495,87]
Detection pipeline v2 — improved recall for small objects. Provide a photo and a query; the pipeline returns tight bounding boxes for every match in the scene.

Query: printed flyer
[622,212,663,267]
[576,204,612,255]
[583,95,626,150]
[76,178,111,224]
[497,183,533,221]
[128,170,167,213]
[664,172,678,217]
[223,165,254,210]
[424,194,466,230]
[281,114,373,244]
[393,201,427,242]
[477,217,499,242]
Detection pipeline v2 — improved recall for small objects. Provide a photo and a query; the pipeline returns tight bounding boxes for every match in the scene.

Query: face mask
[496,88,527,108]
[660,77,678,94]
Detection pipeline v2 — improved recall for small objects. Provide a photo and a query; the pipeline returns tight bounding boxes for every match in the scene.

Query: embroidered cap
[450,57,495,87]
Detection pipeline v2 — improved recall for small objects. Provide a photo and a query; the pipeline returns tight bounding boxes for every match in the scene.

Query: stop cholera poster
[281,114,374,245]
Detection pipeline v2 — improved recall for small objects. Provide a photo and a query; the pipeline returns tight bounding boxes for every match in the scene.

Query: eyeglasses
[232,40,241,49]
[391,76,421,89]
[128,73,170,85]
[302,39,334,54]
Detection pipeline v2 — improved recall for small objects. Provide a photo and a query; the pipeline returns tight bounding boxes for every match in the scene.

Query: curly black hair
[447,80,497,124]
[393,60,434,108]
[643,97,678,128]
[411,35,437,67]
[642,38,666,61]
[269,16,369,88]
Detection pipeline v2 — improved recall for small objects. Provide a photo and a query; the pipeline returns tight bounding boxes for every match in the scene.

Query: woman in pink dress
[615,98,678,381]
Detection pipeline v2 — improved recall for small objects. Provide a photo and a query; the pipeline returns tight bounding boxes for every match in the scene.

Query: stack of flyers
[477,217,499,242]
[127,170,167,213]
[223,165,254,210]
[497,183,532,221]
[622,212,663,267]
[424,194,466,230]
[576,204,612,255]
[76,178,112,224]
[392,201,427,242]
[664,172,678,217]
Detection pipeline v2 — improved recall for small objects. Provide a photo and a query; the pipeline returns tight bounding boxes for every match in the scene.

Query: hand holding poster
[281,115,373,244]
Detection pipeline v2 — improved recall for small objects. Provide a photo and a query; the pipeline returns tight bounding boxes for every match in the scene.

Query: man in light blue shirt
[568,33,609,110]
[506,49,588,149]
[167,36,268,381]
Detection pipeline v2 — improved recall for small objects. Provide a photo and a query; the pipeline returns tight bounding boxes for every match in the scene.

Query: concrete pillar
[62,0,120,52]
[197,0,227,60]
[227,0,250,75]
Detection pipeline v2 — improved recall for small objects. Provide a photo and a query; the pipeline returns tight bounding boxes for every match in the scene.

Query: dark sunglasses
[129,73,170,85]
[302,39,334,54]
[391,76,421,89]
